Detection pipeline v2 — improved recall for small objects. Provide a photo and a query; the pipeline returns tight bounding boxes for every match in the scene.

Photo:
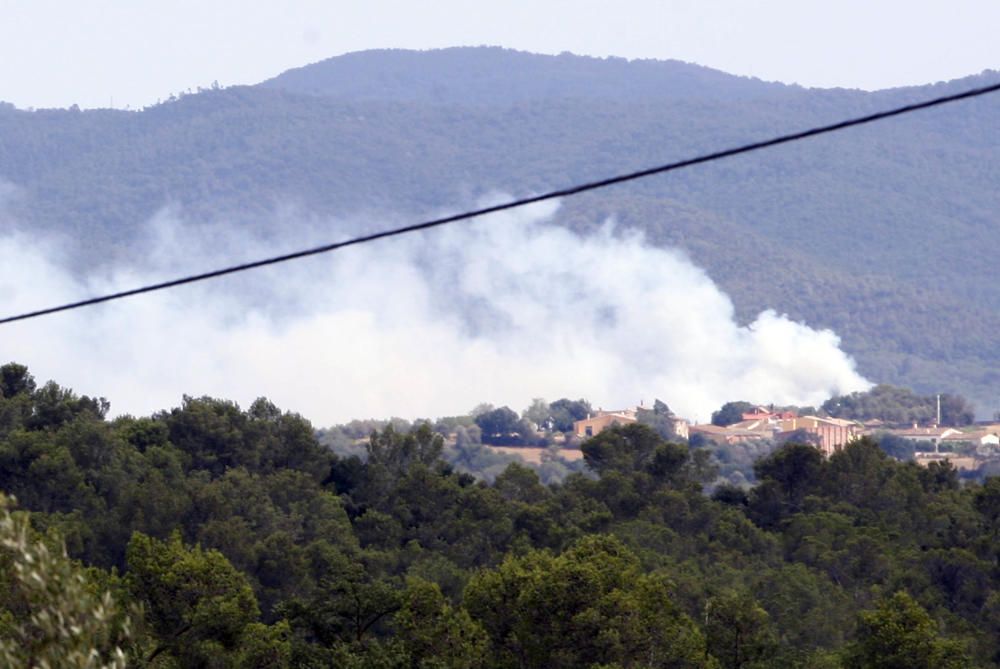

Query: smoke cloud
[0,200,870,425]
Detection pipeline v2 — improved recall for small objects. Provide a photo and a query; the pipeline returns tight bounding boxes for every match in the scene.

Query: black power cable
[2,79,999,326]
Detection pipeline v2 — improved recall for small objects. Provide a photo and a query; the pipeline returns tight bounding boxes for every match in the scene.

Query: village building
[885,426,963,452]
[741,406,798,421]
[573,409,637,438]
[671,419,690,440]
[727,418,780,432]
[688,423,774,445]
[691,414,860,456]
[913,453,980,471]
[574,407,690,440]
[774,416,862,457]
[940,430,1000,455]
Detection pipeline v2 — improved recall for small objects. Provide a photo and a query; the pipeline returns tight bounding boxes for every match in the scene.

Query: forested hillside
[260,46,792,104]
[1,48,998,407]
[0,364,997,667]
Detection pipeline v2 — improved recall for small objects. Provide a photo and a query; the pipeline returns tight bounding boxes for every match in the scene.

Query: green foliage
[26,382,109,432]
[873,432,917,461]
[702,437,778,489]
[0,494,130,668]
[443,440,523,483]
[394,577,488,668]
[582,423,693,487]
[749,443,825,526]
[751,563,853,652]
[465,535,710,668]
[0,363,35,399]
[367,423,444,476]
[703,589,778,669]
[711,401,755,427]
[823,385,975,426]
[126,530,288,667]
[281,558,402,647]
[493,463,550,505]
[521,398,551,429]
[636,399,681,440]
[0,366,997,666]
[548,398,592,433]
[234,621,292,669]
[159,395,332,480]
[0,365,107,443]
[475,407,532,445]
[842,591,972,669]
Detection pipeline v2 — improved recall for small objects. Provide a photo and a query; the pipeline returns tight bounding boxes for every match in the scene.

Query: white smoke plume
[0,199,870,425]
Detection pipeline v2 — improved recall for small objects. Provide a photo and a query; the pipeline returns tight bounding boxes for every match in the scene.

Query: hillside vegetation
[0,48,998,406]
[0,364,998,666]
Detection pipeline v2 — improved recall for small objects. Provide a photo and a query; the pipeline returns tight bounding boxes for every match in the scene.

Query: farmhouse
[573,409,638,438]
[573,408,690,440]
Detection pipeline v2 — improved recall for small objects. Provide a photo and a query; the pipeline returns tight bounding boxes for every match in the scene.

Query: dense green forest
[1,363,1000,667]
[822,384,977,426]
[1,48,999,407]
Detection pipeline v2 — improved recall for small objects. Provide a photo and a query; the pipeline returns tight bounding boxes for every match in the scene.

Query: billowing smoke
[0,199,870,425]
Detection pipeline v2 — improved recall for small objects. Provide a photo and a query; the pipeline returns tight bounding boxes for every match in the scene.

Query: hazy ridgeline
[1,48,999,414]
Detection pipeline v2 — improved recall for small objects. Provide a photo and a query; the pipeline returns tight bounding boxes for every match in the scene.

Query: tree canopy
[0,365,996,666]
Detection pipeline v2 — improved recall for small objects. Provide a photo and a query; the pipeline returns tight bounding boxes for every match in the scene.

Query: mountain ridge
[259,46,796,106]
[0,48,997,412]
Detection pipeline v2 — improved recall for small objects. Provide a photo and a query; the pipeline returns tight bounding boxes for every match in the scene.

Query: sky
[1,0,998,110]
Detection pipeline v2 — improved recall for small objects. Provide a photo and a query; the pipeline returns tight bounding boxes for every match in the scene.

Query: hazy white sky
[1,0,998,109]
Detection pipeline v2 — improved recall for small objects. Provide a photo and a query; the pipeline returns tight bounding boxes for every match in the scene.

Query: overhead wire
[2,79,999,326]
